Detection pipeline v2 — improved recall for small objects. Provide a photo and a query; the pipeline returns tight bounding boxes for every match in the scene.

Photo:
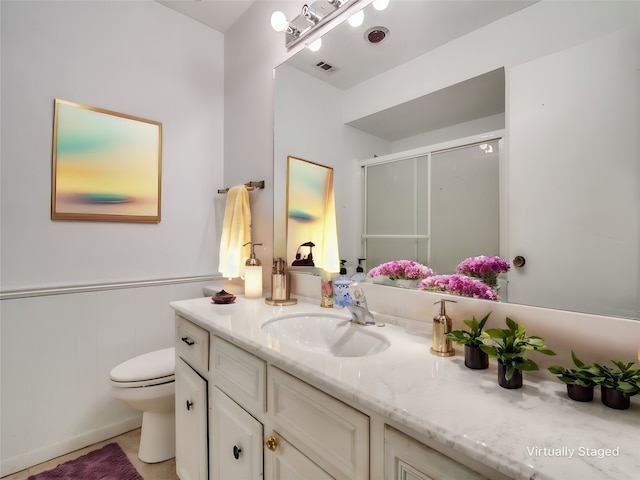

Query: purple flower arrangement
[418,274,499,301]
[367,260,434,281]
[456,255,510,276]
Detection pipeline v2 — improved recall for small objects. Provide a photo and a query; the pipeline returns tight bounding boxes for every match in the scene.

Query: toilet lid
[110,347,175,383]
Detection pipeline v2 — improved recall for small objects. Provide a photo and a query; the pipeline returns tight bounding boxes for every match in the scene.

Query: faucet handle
[349,282,366,304]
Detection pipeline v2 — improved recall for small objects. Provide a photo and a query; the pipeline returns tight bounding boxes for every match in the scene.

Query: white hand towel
[218,185,251,278]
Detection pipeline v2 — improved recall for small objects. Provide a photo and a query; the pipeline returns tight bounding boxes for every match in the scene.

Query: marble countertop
[170,296,639,480]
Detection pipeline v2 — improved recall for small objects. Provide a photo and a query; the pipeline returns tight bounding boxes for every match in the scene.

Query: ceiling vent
[315,61,335,72]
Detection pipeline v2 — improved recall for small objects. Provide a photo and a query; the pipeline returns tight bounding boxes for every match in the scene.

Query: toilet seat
[110,347,175,388]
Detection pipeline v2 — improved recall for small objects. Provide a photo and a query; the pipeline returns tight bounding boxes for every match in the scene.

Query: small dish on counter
[212,289,236,304]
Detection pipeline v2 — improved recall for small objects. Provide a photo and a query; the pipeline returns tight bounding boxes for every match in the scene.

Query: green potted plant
[445,312,491,369]
[591,361,640,410]
[548,351,599,402]
[480,317,555,389]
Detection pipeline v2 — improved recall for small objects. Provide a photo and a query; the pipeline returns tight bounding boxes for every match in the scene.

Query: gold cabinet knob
[265,435,278,451]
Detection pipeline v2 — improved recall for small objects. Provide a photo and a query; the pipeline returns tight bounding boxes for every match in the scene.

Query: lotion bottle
[243,242,262,298]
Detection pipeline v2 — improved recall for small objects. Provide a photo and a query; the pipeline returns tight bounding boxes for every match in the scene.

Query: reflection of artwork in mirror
[286,156,339,272]
[52,99,162,223]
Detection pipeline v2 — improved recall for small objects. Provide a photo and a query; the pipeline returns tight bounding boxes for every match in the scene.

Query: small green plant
[480,317,555,381]
[592,361,640,396]
[445,312,491,347]
[548,351,599,388]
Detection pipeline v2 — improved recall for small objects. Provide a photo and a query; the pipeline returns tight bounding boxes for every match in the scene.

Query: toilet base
[138,411,176,463]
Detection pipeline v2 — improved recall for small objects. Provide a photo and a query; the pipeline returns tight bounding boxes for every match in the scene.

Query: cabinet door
[264,433,335,480]
[175,358,208,480]
[210,387,263,480]
[268,367,369,480]
[384,426,487,480]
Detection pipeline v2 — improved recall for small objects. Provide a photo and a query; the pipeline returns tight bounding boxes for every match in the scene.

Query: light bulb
[308,38,322,51]
[348,10,364,27]
[271,11,288,32]
[372,0,390,11]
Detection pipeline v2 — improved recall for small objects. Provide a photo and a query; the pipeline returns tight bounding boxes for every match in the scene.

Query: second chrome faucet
[345,282,376,326]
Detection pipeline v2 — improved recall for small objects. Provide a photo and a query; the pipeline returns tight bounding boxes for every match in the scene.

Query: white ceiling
[157,0,536,141]
[156,0,256,33]
[287,0,536,90]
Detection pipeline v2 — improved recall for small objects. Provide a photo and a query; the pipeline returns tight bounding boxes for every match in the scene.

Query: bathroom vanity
[171,296,638,480]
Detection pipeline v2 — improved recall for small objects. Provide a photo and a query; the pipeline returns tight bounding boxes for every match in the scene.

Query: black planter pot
[498,361,523,389]
[566,384,594,402]
[464,345,489,369]
[601,386,631,410]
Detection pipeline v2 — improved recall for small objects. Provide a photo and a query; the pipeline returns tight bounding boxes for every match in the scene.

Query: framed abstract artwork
[51,99,162,223]
[286,156,339,272]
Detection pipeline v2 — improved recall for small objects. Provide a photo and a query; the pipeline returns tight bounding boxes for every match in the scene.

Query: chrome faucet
[345,282,376,325]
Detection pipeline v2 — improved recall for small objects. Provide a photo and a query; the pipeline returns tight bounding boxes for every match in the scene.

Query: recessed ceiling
[346,68,505,141]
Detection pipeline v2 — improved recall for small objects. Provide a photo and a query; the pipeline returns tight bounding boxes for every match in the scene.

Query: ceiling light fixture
[271,0,365,49]
[308,38,322,52]
[348,10,364,27]
[270,11,300,37]
[302,4,323,24]
[372,0,390,11]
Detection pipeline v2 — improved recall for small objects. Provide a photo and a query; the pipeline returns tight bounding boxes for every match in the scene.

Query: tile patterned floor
[2,429,179,480]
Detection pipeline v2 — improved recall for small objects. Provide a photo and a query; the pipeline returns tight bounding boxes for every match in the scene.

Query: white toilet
[110,347,176,463]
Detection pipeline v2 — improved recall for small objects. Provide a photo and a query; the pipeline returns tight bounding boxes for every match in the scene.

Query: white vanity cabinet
[174,314,505,480]
[384,426,492,480]
[175,317,209,480]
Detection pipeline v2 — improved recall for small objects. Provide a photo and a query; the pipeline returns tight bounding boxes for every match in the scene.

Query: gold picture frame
[51,99,162,223]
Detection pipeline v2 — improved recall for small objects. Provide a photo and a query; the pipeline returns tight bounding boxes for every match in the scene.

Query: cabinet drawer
[268,366,369,480]
[176,316,209,374]
[211,336,266,418]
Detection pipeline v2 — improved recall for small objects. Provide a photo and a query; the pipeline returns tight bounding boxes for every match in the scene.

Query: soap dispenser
[351,258,366,282]
[243,242,263,298]
[431,299,457,357]
[265,258,297,306]
[334,260,352,307]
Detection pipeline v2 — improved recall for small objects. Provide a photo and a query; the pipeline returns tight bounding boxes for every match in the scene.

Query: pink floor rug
[27,443,143,480]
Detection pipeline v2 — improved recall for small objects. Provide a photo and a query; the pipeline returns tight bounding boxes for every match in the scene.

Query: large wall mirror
[274,0,640,320]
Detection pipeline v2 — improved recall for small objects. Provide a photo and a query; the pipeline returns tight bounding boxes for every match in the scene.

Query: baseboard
[0,416,142,477]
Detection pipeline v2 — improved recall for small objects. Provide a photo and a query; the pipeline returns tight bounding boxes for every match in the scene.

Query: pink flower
[418,274,499,301]
[456,255,510,277]
[367,260,433,280]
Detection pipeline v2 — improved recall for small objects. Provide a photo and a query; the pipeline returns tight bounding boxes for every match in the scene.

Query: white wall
[1,1,224,289]
[0,1,224,474]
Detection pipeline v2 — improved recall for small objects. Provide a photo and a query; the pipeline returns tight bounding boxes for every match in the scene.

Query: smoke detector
[365,26,389,44]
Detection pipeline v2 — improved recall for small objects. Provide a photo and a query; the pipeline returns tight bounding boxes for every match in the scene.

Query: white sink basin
[262,313,390,357]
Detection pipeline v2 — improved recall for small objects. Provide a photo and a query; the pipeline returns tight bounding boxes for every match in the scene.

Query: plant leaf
[571,350,585,368]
